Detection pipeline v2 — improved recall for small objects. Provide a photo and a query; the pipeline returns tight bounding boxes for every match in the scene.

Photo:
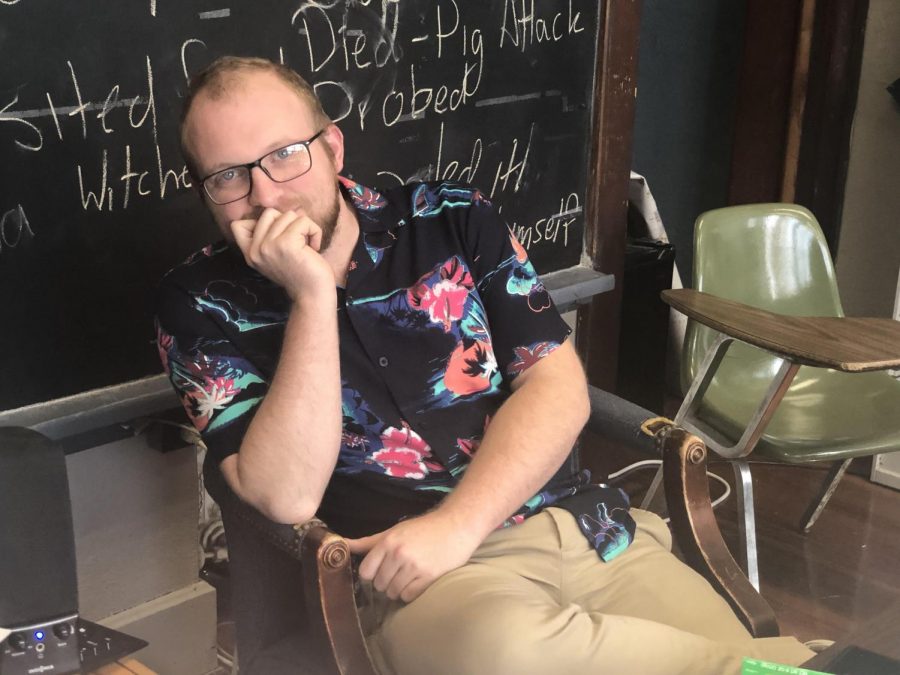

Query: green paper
[742,657,832,675]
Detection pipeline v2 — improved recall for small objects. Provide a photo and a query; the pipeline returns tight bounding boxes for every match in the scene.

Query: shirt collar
[338,176,407,234]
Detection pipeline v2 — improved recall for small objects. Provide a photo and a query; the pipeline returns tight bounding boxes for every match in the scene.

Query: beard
[315,186,341,253]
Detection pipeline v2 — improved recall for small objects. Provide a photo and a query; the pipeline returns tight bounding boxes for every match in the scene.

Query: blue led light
[34,630,45,641]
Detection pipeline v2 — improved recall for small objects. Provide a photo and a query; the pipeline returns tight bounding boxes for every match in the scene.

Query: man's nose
[247,166,281,208]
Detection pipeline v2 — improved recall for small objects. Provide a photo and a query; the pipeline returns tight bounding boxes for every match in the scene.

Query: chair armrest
[300,525,379,675]
[660,426,780,638]
[225,496,378,673]
[202,457,378,674]
[662,288,900,372]
[585,385,661,457]
[209,467,312,561]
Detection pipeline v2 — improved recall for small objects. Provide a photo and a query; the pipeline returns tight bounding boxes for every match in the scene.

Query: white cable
[606,459,733,522]
[608,459,661,481]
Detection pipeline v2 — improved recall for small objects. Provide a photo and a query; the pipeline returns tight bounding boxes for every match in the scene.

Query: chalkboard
[0,0,600,411]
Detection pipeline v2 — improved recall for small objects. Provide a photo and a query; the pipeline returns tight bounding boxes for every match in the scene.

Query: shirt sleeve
[460,191,573,382]
[155,277,269,464]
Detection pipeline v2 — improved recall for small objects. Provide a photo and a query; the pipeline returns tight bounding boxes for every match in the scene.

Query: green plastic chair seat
[692,344,900,463]
[684,203,900,465]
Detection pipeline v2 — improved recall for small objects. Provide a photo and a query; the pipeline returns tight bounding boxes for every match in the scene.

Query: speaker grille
[0,427,78,627]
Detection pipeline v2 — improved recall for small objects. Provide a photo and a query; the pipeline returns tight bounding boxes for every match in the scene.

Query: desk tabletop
[662,289,900,372]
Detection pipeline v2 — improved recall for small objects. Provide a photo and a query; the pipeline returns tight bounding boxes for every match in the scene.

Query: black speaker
[0,427,80,674]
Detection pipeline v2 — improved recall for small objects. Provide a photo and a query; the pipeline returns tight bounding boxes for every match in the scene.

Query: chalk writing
[77,142,192,212]
[0,94,43,151]
[0,58,156,150]
[490,124,534,196]
[181,39,208,83]
[0,205,33,256]
[512,192,581,251]
[500,0,584,50]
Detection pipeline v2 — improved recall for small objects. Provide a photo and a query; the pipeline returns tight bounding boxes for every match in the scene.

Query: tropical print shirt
[156,178,635,560]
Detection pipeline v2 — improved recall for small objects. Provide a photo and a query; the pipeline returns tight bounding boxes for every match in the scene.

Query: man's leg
[365,508,813,675]
[548,507,814,670]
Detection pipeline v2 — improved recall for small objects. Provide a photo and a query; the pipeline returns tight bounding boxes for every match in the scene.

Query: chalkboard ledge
[543,265,615,314]
[0,375,178,452]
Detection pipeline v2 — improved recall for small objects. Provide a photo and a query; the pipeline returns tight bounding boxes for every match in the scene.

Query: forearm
[226,289,342,523]
[434,352,590,543]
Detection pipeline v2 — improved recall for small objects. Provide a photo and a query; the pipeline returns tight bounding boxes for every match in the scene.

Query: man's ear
[321,123,345,173]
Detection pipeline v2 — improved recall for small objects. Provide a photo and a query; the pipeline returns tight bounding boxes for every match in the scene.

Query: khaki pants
[362,508,813,675]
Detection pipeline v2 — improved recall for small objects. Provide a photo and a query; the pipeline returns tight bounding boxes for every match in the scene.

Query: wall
[67,437,217,674]
[837,0,900,491]
[835,0,900,318]
[631,0,747,287]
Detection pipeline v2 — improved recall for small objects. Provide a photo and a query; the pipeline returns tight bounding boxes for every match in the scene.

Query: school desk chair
[654,203,900,592]
[203,386,782,674]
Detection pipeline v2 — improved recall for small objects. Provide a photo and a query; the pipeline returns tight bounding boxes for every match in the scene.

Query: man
[157,56,814,674]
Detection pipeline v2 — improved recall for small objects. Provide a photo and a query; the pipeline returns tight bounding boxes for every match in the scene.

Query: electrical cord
[606,459,732,524]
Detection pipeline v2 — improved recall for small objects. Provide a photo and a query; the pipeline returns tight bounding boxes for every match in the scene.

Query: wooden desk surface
[662,289,900,372]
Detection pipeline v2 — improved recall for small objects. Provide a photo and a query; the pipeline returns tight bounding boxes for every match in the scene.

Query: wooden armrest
[221,493,377,673]
[662,289,900,372]
[299,525,379,675]
[660,426,780,638]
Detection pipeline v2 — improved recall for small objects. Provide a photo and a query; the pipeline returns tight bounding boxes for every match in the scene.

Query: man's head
[180,56,346,250]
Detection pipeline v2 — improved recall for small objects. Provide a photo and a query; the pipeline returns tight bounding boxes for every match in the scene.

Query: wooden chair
[205,385,782,674]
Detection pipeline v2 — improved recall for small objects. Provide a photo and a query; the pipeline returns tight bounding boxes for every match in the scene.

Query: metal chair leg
[801,458,853,533]
[733,460,760,592]
[640,465,665,511]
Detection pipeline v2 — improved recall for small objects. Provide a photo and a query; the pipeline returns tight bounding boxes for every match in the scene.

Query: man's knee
[377,603,555,675]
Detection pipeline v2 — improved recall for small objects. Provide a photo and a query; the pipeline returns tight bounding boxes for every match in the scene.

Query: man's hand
[345,511,484,603]
[231,208,333,299]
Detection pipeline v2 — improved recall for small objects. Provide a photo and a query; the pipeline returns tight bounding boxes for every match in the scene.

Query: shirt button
[378,356,389,367]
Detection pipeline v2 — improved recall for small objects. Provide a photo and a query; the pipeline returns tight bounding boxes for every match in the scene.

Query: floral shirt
[156,179,634,560]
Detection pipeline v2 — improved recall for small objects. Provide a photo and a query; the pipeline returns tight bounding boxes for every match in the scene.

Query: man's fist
[230,208,332,298]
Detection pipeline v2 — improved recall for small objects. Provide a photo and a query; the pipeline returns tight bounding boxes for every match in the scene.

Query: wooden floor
[581,434,900,643]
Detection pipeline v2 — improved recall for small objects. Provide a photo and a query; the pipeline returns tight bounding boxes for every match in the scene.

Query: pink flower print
[457,437,479,458]
[508,341,559,377]
[508,226,529,263]
[373,425,434,479]
[425,279,470,331]
[456,415,491,457]
[408,257,474,332]
[156,326,173,374]
[191,376,239,424]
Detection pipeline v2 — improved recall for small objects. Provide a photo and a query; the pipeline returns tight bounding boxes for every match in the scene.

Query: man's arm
[347,339,589,601]
[219,208,342,524]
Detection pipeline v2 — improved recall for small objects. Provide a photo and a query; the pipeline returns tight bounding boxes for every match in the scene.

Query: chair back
[683,204,843,392]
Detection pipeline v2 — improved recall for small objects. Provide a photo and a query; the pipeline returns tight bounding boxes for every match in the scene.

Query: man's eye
[216,169,237,184]
[274,146,300,160]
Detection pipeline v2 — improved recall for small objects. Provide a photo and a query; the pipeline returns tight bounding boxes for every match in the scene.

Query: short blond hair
[180,56,331,180]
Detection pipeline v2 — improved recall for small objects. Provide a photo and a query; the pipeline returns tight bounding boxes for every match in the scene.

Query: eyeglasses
[200,129,325,205]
